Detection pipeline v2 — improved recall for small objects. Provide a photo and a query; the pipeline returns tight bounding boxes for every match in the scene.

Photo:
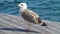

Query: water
[0,0,60,22]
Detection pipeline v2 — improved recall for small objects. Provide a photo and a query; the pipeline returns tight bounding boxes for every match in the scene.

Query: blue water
[0,0,60,22]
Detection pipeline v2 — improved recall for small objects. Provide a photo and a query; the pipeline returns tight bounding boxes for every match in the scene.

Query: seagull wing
[21,9,41,24]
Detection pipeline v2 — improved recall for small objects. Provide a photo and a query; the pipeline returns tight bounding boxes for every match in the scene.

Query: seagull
[18,3,47,31]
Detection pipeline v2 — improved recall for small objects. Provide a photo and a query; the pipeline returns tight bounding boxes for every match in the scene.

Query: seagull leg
[26,22,32,34]
[26,22,31,32]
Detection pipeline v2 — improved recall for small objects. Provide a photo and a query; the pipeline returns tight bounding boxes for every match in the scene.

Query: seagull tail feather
[41,22,47,26]
[38,18,47,26]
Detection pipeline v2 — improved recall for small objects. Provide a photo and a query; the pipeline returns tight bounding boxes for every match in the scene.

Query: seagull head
[18,3,27,10]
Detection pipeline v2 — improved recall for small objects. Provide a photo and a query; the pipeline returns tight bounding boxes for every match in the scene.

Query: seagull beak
[18,4,20,7]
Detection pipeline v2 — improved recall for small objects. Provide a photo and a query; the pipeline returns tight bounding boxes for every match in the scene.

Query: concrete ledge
[0,13,60,34]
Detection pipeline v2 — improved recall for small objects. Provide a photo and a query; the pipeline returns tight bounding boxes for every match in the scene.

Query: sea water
[0,0,60,22]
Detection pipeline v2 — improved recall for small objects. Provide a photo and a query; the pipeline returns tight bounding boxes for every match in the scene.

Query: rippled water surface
[0,0,60,22]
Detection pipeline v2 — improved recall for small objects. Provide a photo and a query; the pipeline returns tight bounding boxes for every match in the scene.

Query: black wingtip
[41,22,47,26]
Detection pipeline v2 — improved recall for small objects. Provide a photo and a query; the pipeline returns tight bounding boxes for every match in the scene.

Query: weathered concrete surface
[0,13,60,34]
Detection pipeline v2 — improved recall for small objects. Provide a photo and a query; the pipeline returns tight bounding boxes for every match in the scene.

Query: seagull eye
[21,4,23,6]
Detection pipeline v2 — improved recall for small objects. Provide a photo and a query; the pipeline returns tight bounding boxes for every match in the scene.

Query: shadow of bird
[0,28,39,33]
